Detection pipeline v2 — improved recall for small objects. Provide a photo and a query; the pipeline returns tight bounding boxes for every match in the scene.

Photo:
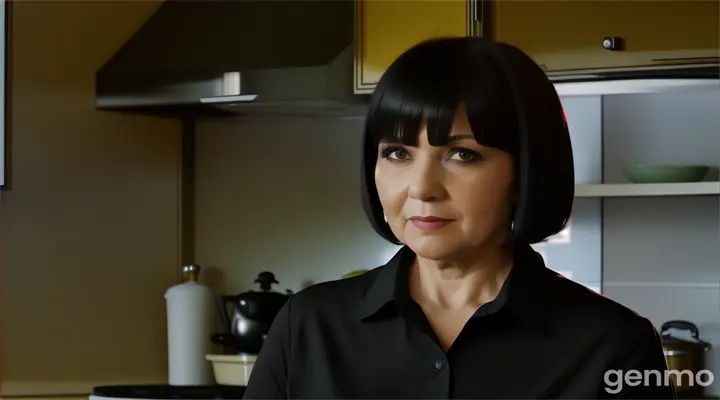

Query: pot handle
[217,295,239,332]
[661,320,699,339]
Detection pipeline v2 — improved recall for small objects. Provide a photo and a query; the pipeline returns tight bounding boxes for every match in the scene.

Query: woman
[243,37,676,399]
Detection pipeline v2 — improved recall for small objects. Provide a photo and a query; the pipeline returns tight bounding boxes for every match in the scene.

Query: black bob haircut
[360,36,575,247]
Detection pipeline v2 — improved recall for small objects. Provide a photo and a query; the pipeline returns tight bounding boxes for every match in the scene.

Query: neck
[408,245,514,310]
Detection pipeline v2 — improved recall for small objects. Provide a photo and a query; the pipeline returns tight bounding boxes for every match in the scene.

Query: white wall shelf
[575,182,720,198]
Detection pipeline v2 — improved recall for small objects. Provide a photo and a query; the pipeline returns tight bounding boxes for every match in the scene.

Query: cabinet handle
[602,36,624,51]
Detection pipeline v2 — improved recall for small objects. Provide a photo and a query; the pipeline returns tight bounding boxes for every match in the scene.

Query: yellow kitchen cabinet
[354,0,478,94]
[490,0,720,74]
[6,398,88,400]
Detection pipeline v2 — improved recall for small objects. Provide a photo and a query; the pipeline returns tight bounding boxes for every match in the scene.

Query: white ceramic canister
[164,264,215,385]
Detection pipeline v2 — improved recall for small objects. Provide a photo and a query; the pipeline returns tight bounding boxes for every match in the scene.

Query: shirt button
[434,359,446,370]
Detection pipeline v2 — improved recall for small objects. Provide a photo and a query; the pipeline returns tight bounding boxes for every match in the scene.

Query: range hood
[95,0,369,118]
[96,0,720,118]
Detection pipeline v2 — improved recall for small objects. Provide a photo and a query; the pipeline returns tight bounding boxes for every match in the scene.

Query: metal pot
[660,320,712,396]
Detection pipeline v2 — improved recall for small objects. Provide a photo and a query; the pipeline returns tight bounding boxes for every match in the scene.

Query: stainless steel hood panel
[99,0,353,73]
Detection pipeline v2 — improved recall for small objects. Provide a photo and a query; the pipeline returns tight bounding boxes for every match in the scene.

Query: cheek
[454,165,514,221]
[374,169,406,216]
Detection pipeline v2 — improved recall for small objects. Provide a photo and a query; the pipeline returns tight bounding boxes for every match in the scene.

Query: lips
[409,216,452,222]
[408,216,453,231]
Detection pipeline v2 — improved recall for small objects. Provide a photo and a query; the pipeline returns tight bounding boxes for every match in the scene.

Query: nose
[407,156,446,202]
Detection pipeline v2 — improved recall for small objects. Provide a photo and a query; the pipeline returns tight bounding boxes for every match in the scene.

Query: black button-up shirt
[243,244,676,399]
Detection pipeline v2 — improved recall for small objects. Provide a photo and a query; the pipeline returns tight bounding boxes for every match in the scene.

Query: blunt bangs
[365,38,520,153]
[361,36,575,247]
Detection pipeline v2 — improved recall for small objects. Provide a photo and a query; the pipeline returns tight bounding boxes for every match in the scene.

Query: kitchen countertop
[91,385,246,399]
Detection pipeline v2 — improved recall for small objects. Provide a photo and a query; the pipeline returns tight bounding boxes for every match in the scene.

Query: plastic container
[206,354,257,386]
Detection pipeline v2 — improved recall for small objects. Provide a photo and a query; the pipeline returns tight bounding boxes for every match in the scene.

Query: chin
[403,235,464,261]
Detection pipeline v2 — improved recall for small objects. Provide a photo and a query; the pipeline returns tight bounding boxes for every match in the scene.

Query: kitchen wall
[2,1,182,396]
[194,115,397,296]
[195,86,720,391]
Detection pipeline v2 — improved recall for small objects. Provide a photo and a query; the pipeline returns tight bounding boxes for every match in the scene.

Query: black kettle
[214,272,292,354]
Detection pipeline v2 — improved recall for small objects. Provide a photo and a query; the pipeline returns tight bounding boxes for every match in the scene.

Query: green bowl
[622,165,709,183]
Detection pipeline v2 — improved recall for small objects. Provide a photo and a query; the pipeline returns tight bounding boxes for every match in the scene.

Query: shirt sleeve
[605,317,677,399]
[243,297,293,400]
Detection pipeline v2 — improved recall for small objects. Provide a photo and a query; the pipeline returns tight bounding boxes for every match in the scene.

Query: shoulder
[284,266,383,319]
[542,275,673,398]
[548,274,658,343]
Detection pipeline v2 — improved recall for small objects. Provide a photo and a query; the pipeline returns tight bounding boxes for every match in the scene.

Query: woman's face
[375,109,515,260]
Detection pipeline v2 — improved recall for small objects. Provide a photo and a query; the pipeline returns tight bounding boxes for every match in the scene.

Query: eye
[381,147,410,161]
[448,147,480,162]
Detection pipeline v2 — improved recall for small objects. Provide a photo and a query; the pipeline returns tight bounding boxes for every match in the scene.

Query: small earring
[383,214,388,223]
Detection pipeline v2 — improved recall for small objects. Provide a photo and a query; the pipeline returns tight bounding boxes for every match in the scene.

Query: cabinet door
[354,0,473,94]
[490,0,720,73]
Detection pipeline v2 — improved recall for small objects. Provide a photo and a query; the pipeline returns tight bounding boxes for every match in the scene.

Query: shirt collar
[353,245,414,319]
[498,244,557,335]
[354,243,557,335]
